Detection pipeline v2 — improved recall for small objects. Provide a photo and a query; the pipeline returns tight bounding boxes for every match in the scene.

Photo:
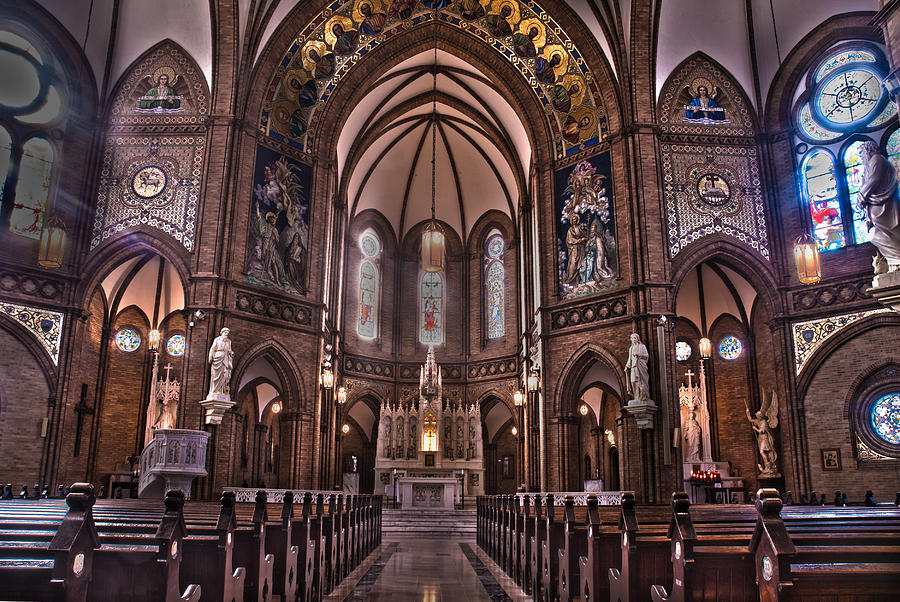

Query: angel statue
[746,390,780,478]
[679,80,727,123]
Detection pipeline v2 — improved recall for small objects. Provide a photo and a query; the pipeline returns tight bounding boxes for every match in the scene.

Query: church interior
[1,0,900,599]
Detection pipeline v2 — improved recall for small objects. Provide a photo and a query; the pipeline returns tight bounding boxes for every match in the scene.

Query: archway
[480,396,517,494]
[340,395,379,493]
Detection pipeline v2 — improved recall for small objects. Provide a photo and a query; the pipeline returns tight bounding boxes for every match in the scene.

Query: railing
[222,487,354,503]
[516,491,634,506]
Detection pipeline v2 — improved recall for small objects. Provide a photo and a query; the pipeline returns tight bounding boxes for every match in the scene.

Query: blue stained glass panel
[420,272,443,345]
[487,261,504,339]
[718,336,742,360]
[486,234,504,259]
[844,140,872,244]
[886,129,900,179]
[166,334,185,356]
[116,329,141,352]
[675,341,691,362]
[803,151,845,251]
[871,392,900,445]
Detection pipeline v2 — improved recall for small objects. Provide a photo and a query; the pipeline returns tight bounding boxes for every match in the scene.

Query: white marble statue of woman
[683,410,701,462]
[207,327,234,399]
[858,141,900,273]
[624,333,650,402]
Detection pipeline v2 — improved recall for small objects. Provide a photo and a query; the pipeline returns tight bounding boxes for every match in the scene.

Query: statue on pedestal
[746,390,780,478]
[624,333,650,402]
[684,410,701,463]
[207,327,233,399]
[858,141,900,274]
[152,364,180,431]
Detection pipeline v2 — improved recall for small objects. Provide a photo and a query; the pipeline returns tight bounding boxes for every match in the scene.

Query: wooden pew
[269,492,300,602]
[608,492,672,602]
[180,491,246,602]
[541,494,566,602]
[751,488,900,601]
[231,491,275,602]
[558,495,589,602]
[517,494,534,592]
[579,493,622,602]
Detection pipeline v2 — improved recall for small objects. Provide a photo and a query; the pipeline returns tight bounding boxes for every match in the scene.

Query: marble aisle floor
[326,537,530,601]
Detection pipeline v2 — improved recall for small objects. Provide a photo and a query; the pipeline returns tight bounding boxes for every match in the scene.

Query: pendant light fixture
[421,12,445,273]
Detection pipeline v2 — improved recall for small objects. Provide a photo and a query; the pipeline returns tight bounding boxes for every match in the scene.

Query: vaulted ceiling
[340,50,525,242]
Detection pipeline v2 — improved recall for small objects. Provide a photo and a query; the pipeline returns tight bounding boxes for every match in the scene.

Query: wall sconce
[513,390,524,406]
[579,403,589,416]
[526,367,540,392]
[605,428,615,445]
[698,337,712,360]
[341,423,350,434]
[337,386,347,404]
[148,329,161,352]
[271,401,282,414]
[511,426,518,436]
[321,364,334,389]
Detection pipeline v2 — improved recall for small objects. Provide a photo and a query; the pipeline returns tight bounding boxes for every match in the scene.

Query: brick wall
[0,323,50,488]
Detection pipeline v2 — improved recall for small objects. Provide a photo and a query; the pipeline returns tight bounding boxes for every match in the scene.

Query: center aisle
[327,536,529,601]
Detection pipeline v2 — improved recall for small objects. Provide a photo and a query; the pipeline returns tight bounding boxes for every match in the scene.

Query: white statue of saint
[624,333,650,402]
[207,327,234,399]
[857,141,900,273]
[683,410,701,462]
[746,390,780,477]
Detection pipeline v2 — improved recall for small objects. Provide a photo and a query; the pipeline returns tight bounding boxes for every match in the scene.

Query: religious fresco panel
[554,152,618,299]
[91,44,208,251]
[261,0,609,159]
[244,145,311,296]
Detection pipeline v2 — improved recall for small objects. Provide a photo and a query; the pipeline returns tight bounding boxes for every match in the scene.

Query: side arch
[553,341,627,416]
[231,338,307,414]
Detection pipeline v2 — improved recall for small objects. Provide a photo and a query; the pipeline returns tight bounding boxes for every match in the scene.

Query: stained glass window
[0,126,10,204]
[799,104,840,142]
[887,129,900,178]
[718,336,742,360]
[9,137,53,239]
[870,392,900,445]
[675,341,692,362]
[803,151,845,250]
[166,334,185,357]
[485,234,504,340]
[420,272,443,345]
[843,140,871,244]
[814,49,877,83]
[115,329,141,352]
[815,68,883,128]
[358,260,378,339]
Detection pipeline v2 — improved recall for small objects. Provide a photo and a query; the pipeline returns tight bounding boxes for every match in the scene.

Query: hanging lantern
[699,337,712,360]
[422,221,445,273]
[337,386,347,404]
[793,233,821,285]
[527,367,540,392]
[321,364,334,390]
[37,217,67,269]
[513,390,524,407]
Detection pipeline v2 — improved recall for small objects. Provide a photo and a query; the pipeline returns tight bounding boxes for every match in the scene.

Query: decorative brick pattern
[0,299,64,365]
[548,295,627,331]
[0,271,64,301]
[234,289,315,326]
[792,308,892,374]
[790,278,872,311]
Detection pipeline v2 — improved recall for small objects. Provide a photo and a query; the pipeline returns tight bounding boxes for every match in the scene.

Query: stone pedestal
[138,429,210,499]
[869,271,900,313]
[625,399,658,429]
[199,393,235,425]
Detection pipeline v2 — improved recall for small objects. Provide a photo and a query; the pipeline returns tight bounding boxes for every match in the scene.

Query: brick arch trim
[0,312,58,386]
[231,339,308,414]
[553,341,627,416]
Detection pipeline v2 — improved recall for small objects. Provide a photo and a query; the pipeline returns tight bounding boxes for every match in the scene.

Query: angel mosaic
[535,44,566,85]
[354,0,387,35]
[135,67,184,113]
[485,1,519,37]
[459,0,487,21]
[680,78,729,123]
[746,390,780,478]
[512,17,544,57]
[326,15,360,56]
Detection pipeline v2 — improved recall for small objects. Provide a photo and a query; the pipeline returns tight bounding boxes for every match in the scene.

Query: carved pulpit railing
[138,429,210,499]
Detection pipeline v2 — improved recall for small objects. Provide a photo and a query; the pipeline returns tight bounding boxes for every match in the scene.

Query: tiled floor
[326,537,530,601]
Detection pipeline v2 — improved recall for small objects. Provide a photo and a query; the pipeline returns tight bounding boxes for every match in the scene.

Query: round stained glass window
[166,334,185,357]
[486,235,504,259]
[870,392,900,445]
[718,336,742,360]
[814,67,884,129]
[675,341,692,362]
[360,232,379,258]
[115,329,141,352]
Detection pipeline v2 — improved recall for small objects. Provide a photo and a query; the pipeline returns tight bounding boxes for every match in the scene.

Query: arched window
[0,30,62,239]
[357,230,380,339]
[802,150,844,250]
[485,233,504,339]
[886,129,900,177]
[792,43,898,251]
[420,271,443,345]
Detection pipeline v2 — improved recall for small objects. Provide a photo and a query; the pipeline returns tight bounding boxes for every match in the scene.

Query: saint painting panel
[555,152,618,299]
[245,145,311,295]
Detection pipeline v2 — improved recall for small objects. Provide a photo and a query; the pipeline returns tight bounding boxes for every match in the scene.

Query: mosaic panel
[0,300,64,365]
[662,144,769,259]
[857,437,893,461]
[791,308,891,374]
[261,0,609,159]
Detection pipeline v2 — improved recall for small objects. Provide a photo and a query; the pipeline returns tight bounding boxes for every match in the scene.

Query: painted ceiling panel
[403,130,463,237]
[238,356,283,392]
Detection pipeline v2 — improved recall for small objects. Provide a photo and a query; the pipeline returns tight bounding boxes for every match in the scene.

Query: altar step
[382,508,477,538]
